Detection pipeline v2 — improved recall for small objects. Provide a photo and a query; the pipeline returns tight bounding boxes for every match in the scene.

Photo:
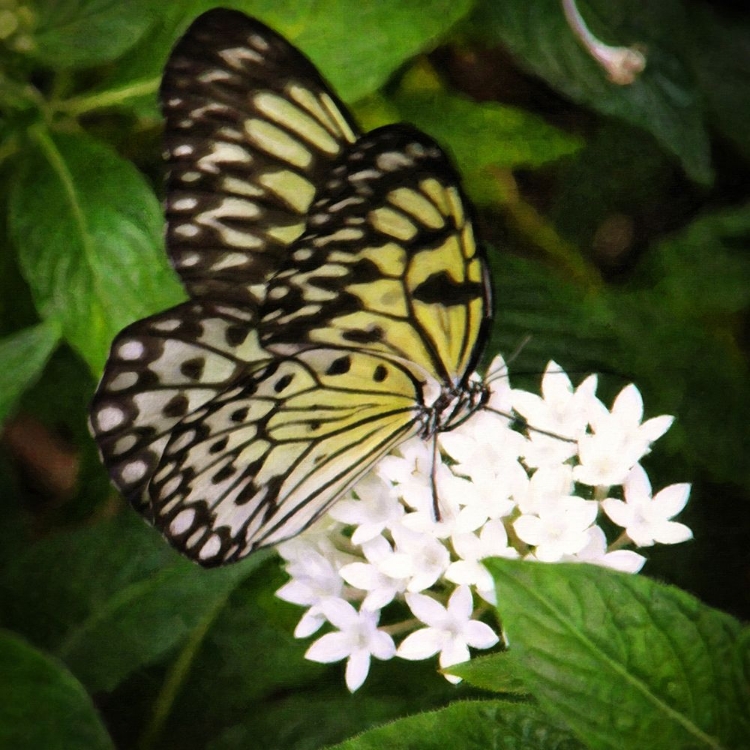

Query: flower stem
[137,596,226,750]
[561,0,646,85]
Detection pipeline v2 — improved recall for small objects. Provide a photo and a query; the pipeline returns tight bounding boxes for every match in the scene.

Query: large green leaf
[0,630,114,750]
[471,0,712,184]
[687,5,750,164]
[8,130,184,374]
[82,0,472,119]
[393,88,582,176]
[58,553,268,693]
[0,513,175,652]
[486,559,750,750]
[31,0,157,68]
[0,320,60,426]
[327,700,584,750]
[292,0,474,102]
[0,510,267,694]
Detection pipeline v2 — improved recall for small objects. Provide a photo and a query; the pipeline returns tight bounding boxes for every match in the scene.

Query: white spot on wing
[199,534,223,560]
[121,459,148,484]
[170,508,196,535]
[118,340,145,360]
[97,406,125,432]
[108,372,138,391]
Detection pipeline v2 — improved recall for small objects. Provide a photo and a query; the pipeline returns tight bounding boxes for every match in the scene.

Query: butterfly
[89,8,492,566]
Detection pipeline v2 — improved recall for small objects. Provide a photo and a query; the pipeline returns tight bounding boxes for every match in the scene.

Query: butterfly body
[90,8,492,566]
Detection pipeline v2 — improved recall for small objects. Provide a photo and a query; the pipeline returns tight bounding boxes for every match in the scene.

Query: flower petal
[397,628,444,660]
[462,620,500,650]
[305,632,351,663]
[345,650,371,692]
[405,592,448,627]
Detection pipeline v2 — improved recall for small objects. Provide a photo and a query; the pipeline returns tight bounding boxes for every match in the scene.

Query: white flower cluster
[276,358,693,692]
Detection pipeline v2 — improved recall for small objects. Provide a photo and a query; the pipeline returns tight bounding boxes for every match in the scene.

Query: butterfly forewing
[89,301,270,512]
[162,8,359,304]
[259,125,492,386]
[149,348,424,565]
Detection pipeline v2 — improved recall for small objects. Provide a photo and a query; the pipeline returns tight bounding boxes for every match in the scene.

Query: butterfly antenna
[485,334,532,385]
[483,405,577,444]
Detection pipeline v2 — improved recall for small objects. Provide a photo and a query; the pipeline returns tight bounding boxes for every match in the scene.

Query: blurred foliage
[0,0,748,748]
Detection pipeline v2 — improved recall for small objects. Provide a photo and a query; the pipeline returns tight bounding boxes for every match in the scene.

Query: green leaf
[326,700,584,750]
[392,85,582,208]
[611,205,750,487]
[0,513,175,652]
[472,0,712,184]
[486,559,750,750]
[57,552,269,693]
[87,1,309,120]
[8,130,184,374]
[31,0,157,68]
[394,89,582,176]
[631,204,750,319]
[0,630,114,750]
[687,5,750,163]
[292,0,474,102]
[445,653,529,695]
[0,320,60,426]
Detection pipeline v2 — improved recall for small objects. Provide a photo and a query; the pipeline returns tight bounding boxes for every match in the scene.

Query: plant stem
[56,78,159,118]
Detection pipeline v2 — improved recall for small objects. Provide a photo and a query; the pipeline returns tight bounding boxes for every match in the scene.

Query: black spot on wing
[412,272,484,306]
[326,355,352,375]
[342,326,384,344]
[163,394,190,418]
[274,373,294,393]
[180,357,205,381]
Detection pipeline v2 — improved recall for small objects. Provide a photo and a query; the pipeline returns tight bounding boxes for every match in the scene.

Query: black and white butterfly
[90,8,492,566]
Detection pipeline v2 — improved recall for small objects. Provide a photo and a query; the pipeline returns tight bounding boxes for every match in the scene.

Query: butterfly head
[422,375,489,438]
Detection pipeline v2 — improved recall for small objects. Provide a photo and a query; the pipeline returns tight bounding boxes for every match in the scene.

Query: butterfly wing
[89,301,270,513]
[162,8,359,304]
[148,348,424,565]
[260,125,492,387]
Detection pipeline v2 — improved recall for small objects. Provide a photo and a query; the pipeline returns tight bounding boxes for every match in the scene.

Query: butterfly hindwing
[149,348,424,565]
[162,8,359,304]
[89,301,270,512]
[259,125,492,386]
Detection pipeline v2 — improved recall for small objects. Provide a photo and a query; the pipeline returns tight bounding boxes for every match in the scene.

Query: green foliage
[471,0,713,184]
[484,560,750,750]
[0,0,748,748]
[327,701,584,750]
[0,631,114,750]
[0,320,60,425]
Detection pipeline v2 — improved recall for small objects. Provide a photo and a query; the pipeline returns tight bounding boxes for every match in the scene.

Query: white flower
[564,525,646,573]
[484,354,515,420]
[602,464,692,547]
[515,464,574,516]
[339,536,408,611]
[376,525,450,592]
[446,520,519,603]
[514,495,599,561]
[329,474,404,545]
[305,598,395,692]
[276,538,353,637]
[512,363,598,468]
[574,385,673,487]
[377,437,434,511]
[397,586,499,682]
[397,462,465,538]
